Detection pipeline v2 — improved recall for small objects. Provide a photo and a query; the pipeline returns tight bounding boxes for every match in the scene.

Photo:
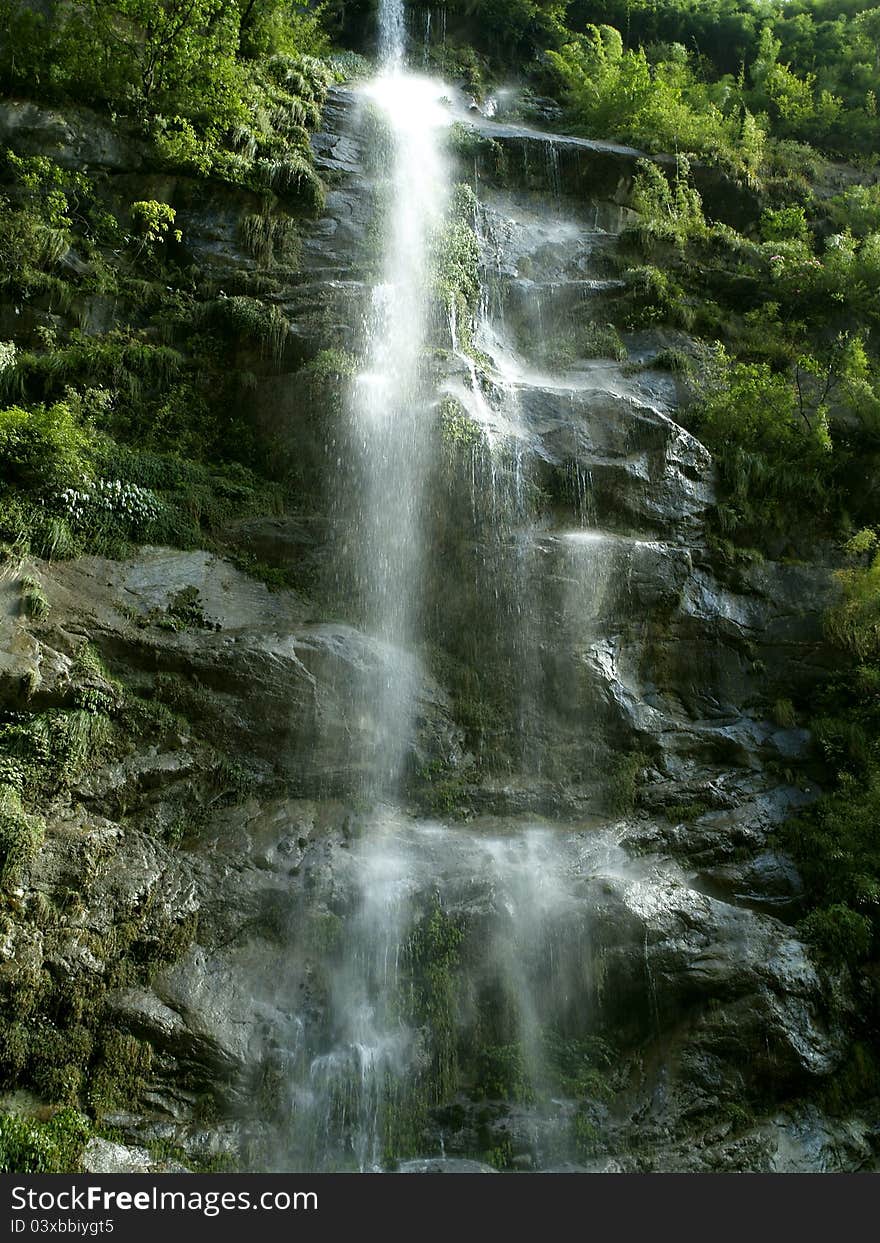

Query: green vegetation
[417,1,880,176]
[608,750,649,814]
[604,150,880,969]
[4,0,880,1166]
[1,2,331,209]
[0,783,45,885]
[19,574,49,621]
[408,6,879,979]
[0,3,343,578]
[0,1108,91,1174]
[0,624,246,1150]
[433,183,481,349]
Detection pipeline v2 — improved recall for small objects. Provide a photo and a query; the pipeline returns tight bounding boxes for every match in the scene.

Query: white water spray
[346,2,450,794]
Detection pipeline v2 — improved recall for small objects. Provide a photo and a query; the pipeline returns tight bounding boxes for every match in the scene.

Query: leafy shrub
[240,210,300,267]
[548,24,764,177]
[630,156,707,250]
[580,322,628,361]
[130,200,181,247]
[689,349,833,538]
[433,183,481,347]
[0,401,93,493]
[622,264,692,329]
[88,1033,153,1116]
[607,750,648,814]
[202,296,288,361]
[0,334,184,406]
[761,205,810,243]
[800,904,873,965]
[0,1109,90,1174]
[786,769,880,964]
[472,1044,533,1103]
[829,184,880,238]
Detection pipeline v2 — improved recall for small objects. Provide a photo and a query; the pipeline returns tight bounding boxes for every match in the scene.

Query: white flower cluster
[0,341,16,372]
[57,478,163,528]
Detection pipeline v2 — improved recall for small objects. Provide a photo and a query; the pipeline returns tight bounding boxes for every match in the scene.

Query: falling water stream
[344,19,449,795]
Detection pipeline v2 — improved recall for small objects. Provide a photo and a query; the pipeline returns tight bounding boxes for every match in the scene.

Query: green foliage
[829,184,880,237]
[240,209,300,267]
[1,334,184,407]
[545,1031,614,1100]
[0,709,114,801]
[622,264,693,330]
[0,4,330,219]
[20,574,49,621]
[761,205,810,243]
[652,347,693,374]
[664,800,710,824]
[0,783,45,885]
[784,678,880,962]
[484,1137,515,1170]
[473,1043,533,1103]
[202,296,288,362]
[828,555,880,664]
[534,319,628,370]
[607,750,648,814]
[88,1033,154,1116]
[0,400,94,493]
[572,1106,600,1159]
[581,322,628,361]
[772,698,797,729]
[0,1108,91,1174]
[433,183,481,350]
[0,153,120,304]
[534,2,880,163]
[0,640,198,1109]
[630,156,707,251]
[439,396,483,452]
[548,24,765,177]
[820,1041,880,1115]
[799,903,873,964]
[689,348,834,539]
[404,903,465,1103]
[130,200,182,248]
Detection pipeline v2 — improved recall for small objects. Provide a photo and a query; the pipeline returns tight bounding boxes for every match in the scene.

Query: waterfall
[276,1,618,1173]
[345,1,449,796]
[378,0,406,70]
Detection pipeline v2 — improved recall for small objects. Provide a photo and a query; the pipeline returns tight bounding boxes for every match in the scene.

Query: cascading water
[276,0,634,1173]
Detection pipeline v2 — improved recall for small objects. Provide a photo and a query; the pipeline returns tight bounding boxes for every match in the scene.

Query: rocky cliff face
[1,86,876,1174]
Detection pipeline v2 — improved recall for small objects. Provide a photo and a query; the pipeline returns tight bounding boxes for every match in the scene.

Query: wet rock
[81,1138,189,1174]
[398,1158,499,1174]
[0,100,143,172]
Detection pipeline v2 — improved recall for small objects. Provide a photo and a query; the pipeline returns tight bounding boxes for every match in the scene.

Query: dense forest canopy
[387,0,880,164]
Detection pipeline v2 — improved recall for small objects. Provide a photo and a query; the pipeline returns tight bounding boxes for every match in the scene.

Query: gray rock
[397,1158,499,1174]
[81,1139,154,1174]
